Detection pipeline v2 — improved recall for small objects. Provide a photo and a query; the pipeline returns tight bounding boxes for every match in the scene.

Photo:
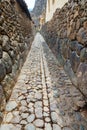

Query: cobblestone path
[0,33,87,130]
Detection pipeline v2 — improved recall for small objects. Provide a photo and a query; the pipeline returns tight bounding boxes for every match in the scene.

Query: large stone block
[57,39,65,66]
[1,75,15,100]
[61,39,71,59]
[70,51,80,73]
[2,35,10,51]
[77,27,87,45]
[76,63,87,99]
[0,59,6,82]
[64,59,77,86]
[0,45,3,58]
[80,48,87,62]
[2,51,12,74]
[0,85,3,103]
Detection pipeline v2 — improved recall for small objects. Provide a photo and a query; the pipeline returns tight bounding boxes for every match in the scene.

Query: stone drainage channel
[0,33,87,130]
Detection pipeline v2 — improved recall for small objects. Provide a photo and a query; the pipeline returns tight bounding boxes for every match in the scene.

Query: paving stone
[63,127,72,130]
[36,128,43,130]
[0,124,14,130]
[12,124,22,130]
[4,112,13,123]
[20,120,27,125]
[21,100,27,106]
[29,107,34,113]
[51,112,63,127]
[43,100,49,106]
[35,101,42,107]
[6,101,18,111]
[45,123,52,130]
[18,95,25,101]
[11,115,21,124]
[28,103,34,108]
[33,119,44,127]
[44,107,49,112]
[43,112,49,117]
[21,113,29,119]
[27,114,35,123]
[35,107,43,118]
[12,111,19,116]
[45,117,51,122]
[35,92,42,100]
[19,106,28,112]
[53,124,61,130]
[25,124,36,130]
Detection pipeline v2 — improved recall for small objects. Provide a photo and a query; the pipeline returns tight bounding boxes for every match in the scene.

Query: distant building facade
[46,0,68,22]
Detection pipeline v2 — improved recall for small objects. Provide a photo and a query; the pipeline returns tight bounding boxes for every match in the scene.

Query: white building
[46,0,68,22]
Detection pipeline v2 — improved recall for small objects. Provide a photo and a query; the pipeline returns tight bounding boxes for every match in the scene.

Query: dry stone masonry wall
[41,0,87,104]
[0,0,33,121]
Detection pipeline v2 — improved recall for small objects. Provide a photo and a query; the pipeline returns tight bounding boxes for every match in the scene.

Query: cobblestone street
[0,33,87,130]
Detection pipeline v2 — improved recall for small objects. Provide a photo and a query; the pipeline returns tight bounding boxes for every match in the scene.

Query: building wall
[46,0,68,22]
[41,0,87,105]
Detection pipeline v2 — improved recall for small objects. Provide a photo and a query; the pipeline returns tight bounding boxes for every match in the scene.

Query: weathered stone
[77,27,87,45]
[2,51,12,74]
[27,114,35,123]
[80,48,87,62]
[11,115,21,124]
[35,92,42,100]
[63,127,72,130]
[83,21,87,29]
[0,46,3,58]
[0,59,6,82]
[43,112,49,117]
[75,43,83,56]
[35,107,43,118]
[11,124,22,130]
[76,63,87,99]
[45,123,52,130]
[64,60,77,86]
[51,112,63,127]
[53,124,61,130]
[51,112,58,123]
[6,101,18,111]
[33,119,44,127]
[0,124,14,130]
[20,120,27,125]
[5,112,13,123]
[69,41,78,51]
[35,101,42,107]
[36,128,43,130]
[25,124,36,130]
[19,106,28,112]
[0,15,4,25]
[21,113,29,119]
[45,117,51,122]
[2,35,10,51]
[70,51,80,73]
[0,85,3,103]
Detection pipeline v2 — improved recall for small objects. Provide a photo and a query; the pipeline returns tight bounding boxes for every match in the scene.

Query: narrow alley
[0,33,87,130]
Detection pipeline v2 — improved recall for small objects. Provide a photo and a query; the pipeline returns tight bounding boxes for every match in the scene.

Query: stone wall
[41,0,87,104]
[0,0,33,121]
